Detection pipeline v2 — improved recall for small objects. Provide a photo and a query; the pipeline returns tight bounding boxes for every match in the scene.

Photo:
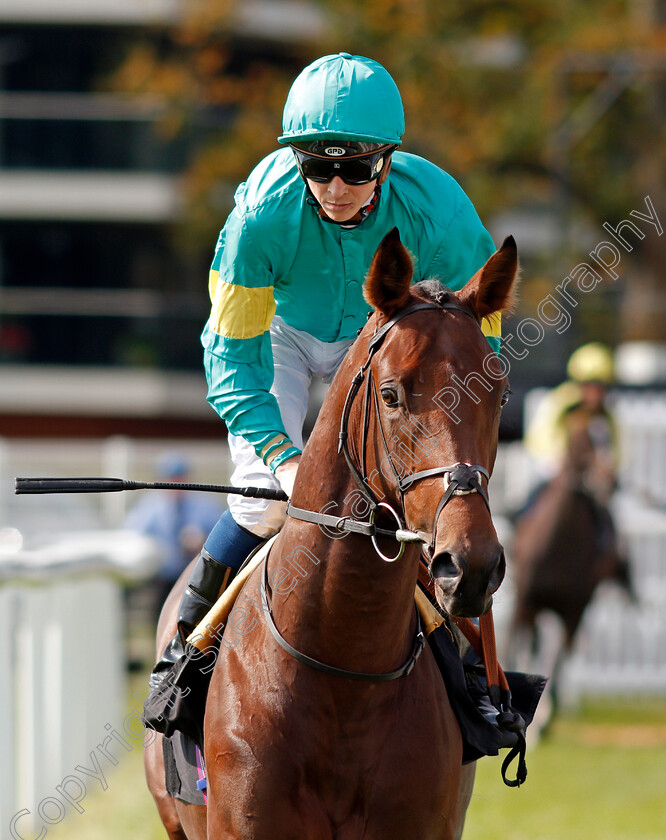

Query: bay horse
[507,405,632,728]
[145,228,518,840]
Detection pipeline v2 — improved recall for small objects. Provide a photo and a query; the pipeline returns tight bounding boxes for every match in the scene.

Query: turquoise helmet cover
[278,53,405,146]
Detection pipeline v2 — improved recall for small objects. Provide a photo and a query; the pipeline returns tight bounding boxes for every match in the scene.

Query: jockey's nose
[327,176,347,196]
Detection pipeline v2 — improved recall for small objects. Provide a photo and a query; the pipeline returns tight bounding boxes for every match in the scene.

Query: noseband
[287,301,491,562]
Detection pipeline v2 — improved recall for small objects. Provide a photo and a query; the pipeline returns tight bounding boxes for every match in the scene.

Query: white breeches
[227,315,354,538]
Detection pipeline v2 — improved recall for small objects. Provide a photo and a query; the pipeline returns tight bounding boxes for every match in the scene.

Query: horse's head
[357,227,518,617]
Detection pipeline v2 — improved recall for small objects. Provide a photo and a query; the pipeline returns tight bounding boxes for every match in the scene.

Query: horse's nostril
[490,548,506,592]
[498,548,506,579]
[431,550,460,580]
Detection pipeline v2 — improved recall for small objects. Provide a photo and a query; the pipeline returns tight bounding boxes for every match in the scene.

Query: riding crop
[14,476,288,502]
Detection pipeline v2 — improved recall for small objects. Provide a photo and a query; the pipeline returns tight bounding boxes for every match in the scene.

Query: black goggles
[291,145,395,186]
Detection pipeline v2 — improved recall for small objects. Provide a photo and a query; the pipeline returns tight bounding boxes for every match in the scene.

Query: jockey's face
[581,380,607,411]
[307,176,377,223]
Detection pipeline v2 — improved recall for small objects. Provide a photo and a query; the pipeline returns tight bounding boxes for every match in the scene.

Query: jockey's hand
[275,455,301,499]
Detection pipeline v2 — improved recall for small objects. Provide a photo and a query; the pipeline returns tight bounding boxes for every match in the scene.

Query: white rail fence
[0,534,158,835]
[0,436,222,835]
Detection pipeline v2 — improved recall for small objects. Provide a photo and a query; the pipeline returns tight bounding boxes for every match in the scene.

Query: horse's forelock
[412,279,451,307]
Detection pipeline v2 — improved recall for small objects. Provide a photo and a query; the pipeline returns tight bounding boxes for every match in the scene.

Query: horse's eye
[380,387,400,408]
[500,388,511,408]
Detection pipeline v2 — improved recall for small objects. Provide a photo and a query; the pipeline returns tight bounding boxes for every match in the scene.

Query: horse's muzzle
[431,545,506,617]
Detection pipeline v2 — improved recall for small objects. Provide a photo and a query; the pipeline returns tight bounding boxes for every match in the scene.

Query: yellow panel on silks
[208,270,277,340]
[479,312,502,356]
[481,311,502,341]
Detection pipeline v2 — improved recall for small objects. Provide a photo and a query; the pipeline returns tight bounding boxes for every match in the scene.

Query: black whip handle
[14,477,288,502]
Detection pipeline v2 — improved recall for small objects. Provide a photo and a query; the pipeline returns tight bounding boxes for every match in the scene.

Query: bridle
[264,299,492,682]
[287,300,491,562]
[260,300,490,682]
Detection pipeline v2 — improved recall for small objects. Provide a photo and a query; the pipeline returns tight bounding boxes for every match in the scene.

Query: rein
[263,297,525,791]
[418,562,528,787]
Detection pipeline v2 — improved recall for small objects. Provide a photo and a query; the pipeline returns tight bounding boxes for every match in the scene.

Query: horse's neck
[271,385,419,676]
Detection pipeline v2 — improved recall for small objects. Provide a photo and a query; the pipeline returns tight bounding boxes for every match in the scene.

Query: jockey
[524,342,618,497]
[145,53,501,714]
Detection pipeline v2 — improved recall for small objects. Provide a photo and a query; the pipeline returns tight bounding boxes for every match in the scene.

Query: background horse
[145,228,518,839]
[507,411,632,731]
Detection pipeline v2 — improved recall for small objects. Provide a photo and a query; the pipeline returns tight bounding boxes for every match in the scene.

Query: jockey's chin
[306,177,376,223]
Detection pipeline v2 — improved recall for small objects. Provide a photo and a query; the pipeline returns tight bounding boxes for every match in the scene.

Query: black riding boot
[142,548,237,741]
[142,508,265,742]
[151,547,236,684]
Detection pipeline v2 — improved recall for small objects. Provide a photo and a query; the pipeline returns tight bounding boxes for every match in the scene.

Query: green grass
[45,736,165,840]
[464,700,666,840]
[43,687,666,840]
[45,669,166,840]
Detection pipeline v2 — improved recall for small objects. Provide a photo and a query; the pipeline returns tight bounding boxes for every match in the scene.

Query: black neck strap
[261,556,426,681]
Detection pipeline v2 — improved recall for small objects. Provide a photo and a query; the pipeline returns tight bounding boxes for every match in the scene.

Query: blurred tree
[108,0,664,341]
[316,0,665,342]
[105,4,321,253]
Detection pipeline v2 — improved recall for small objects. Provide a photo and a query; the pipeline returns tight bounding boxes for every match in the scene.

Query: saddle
[146,541,546,787]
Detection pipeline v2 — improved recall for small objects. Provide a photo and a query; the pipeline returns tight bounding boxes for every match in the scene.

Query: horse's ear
[363,227,413,318]
[458,236,519,320]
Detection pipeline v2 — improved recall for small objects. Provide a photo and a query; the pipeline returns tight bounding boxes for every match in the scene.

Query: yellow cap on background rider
[525,342,615,468]
[566,342,615,385]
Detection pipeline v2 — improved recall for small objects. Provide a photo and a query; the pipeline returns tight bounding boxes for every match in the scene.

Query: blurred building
[2,2,662,446]
[0,0,323,439]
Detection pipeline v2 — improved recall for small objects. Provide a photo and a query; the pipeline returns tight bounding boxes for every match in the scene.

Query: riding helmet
[278,53,405,147]
[567,342,615,384]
